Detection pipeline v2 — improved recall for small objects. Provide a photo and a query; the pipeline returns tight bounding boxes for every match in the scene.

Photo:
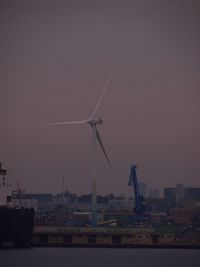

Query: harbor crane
[128,165,150,223]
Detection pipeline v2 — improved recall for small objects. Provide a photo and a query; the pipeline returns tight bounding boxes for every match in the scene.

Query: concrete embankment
[31,226,200,249]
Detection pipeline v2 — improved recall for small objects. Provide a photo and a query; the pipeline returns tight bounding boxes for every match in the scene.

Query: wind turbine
[46,75,112,227]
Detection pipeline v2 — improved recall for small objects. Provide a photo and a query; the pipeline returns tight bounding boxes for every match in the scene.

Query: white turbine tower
[46,75,112,227]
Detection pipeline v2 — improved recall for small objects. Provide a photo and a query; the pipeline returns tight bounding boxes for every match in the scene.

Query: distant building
[175,184,184,205]
[164,185,200,210]
[26,194,53,214]
[108,199,131,211]
[149,189,160,199]
[164,187,177,201]
[66,201,91,212]
[145,197,172,213]
[138,182,147,198]
[12,198,38,211]
[169,208,199,225]
[164,185,200,202]
[184,188,200,201]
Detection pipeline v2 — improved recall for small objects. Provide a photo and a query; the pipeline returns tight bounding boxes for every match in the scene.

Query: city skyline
[0,0,199,195]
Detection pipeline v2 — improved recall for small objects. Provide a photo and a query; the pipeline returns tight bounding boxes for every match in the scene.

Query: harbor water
[1,248,200,267]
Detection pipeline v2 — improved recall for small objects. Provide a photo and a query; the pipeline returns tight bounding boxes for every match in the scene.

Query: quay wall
[31,226,183,248]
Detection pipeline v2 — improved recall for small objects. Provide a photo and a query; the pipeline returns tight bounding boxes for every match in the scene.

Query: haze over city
[0,0,199,195]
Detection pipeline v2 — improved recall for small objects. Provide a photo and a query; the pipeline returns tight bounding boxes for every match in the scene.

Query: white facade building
[0,163,12,206]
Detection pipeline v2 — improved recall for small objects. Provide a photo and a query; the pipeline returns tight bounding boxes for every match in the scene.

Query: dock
[32,226,189,248]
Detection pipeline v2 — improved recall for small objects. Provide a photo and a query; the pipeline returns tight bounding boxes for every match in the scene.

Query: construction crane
[128,165,150,223]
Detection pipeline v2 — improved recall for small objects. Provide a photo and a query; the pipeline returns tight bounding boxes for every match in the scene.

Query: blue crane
[128,165,150,223]
[128,165,144,215]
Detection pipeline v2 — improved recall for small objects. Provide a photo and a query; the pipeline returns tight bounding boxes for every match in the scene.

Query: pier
[32,226,179,248]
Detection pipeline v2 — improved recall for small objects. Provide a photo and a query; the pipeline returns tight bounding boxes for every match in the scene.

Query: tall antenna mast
[62,161,65,204]
[61,160,65,226]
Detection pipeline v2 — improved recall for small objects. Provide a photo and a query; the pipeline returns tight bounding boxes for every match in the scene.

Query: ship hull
[0,207,34,247]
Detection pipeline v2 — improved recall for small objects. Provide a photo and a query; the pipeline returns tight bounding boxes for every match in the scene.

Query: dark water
[1,248,200,267]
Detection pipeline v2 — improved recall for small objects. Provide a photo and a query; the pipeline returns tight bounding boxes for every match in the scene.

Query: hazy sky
[0,0,199,196]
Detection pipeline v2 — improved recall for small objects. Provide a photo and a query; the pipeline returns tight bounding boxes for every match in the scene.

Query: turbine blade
[89,72,112,120]
[45,120,88,126]
[96,129,112,169]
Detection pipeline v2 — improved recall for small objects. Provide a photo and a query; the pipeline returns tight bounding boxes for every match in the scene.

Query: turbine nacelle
[88,117,103,127]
